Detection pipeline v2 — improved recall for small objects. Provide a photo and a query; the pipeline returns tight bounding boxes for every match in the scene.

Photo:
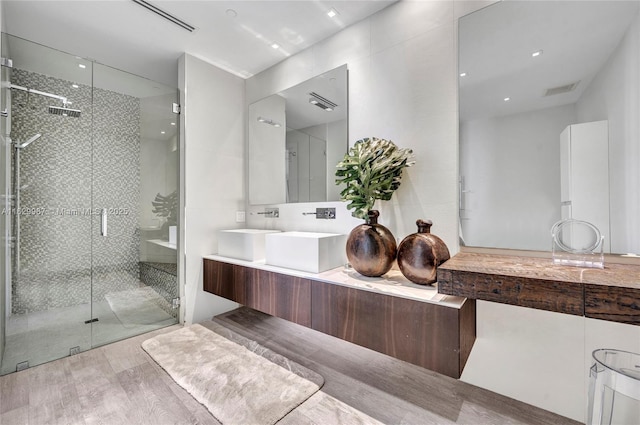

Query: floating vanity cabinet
[311,281,475,379]
[203,259,312,326]
[204,256,475,379]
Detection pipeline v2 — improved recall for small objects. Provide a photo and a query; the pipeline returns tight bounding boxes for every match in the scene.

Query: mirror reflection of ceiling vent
[544,81,580,97]
[309,92,337,111]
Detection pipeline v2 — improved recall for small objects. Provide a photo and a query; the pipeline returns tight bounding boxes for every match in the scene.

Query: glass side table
[588,349,640,424]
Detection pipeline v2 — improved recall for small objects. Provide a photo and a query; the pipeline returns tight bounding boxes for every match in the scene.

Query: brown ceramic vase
[346,210,397,277]
[397,219,450,285]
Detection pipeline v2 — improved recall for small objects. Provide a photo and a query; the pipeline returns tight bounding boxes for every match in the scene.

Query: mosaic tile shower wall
[139,262,178,319]
[10,68,142,314]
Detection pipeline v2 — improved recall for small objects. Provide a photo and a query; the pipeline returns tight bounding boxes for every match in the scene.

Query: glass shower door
[89,63,179,346]
[1,35,94,374]
[1,34,179,375]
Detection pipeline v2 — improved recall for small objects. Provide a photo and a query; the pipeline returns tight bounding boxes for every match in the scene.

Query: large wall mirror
[248,64,348,205]
[458,1,640,255]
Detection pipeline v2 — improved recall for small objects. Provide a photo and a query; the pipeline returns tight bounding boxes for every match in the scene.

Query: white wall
[241,1,640,423]
[179,53,244,325]
[575,11,640,255]
[246,0,459,251]
[460,104,575,251]
[462,302,640,422]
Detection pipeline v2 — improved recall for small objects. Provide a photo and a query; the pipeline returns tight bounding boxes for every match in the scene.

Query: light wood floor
[0,307,581,425]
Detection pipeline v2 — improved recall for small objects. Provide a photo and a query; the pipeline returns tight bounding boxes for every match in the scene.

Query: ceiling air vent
[132,0,196,32]
[544,81,580,97]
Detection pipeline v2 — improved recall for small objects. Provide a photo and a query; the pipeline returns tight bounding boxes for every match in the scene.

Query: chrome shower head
[16,133,42,149]
[48,105,81,118]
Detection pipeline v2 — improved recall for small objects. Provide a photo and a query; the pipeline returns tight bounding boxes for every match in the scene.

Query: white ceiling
[459,0,640,121]
[2,0,396,87]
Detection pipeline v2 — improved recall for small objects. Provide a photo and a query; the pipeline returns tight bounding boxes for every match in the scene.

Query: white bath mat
[142,323,322,425]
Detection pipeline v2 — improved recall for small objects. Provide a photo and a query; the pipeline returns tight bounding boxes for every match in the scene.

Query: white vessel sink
[265,231,347,273]
[218,229,281,261]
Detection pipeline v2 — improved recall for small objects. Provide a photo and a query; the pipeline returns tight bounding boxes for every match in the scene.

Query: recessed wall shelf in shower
[147,239,177,250]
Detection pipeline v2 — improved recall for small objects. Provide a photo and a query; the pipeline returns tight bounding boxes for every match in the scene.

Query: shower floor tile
[1,286,177,375]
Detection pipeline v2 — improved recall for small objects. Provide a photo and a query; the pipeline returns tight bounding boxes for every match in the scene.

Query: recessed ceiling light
[459,72,467,77]
[532,50,543,57]
[171,122,176,126]
[225,9,237,18]
[78,64,86,69]
[504,97,511,102]
[71,84,79,88]
[161,131,166,134]
[327,8,339,18]
[271,43,279,49]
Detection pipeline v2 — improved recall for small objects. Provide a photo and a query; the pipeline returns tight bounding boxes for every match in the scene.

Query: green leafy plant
[335,137,415,220]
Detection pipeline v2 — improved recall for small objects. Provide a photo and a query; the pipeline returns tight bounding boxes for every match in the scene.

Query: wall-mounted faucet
[302,207,336,219]
[257,207,279,218]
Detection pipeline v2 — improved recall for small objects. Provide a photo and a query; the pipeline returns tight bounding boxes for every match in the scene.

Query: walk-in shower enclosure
[0,34,180,374]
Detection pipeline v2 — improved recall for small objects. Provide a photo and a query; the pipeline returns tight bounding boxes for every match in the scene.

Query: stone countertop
[204,254,467,309]
[439,252,640,289]
[437,251,640,325]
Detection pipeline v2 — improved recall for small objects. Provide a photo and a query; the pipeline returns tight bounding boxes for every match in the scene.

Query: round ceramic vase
[346,210,397,277]
[397,219,450,285]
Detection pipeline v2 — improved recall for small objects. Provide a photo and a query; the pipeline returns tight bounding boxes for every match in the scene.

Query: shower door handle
[101,209,107,236]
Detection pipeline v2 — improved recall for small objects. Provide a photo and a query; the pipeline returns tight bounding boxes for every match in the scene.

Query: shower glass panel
[2,36,94,374]
[90,62,179,346]
[1,38,11,369]
[0,34,179,375]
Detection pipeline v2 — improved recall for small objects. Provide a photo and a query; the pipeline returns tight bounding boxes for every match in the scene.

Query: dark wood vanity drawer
[203,259,247,304]
[203,259,311,327]
[245,268,312,327]
[311,281,475,379]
